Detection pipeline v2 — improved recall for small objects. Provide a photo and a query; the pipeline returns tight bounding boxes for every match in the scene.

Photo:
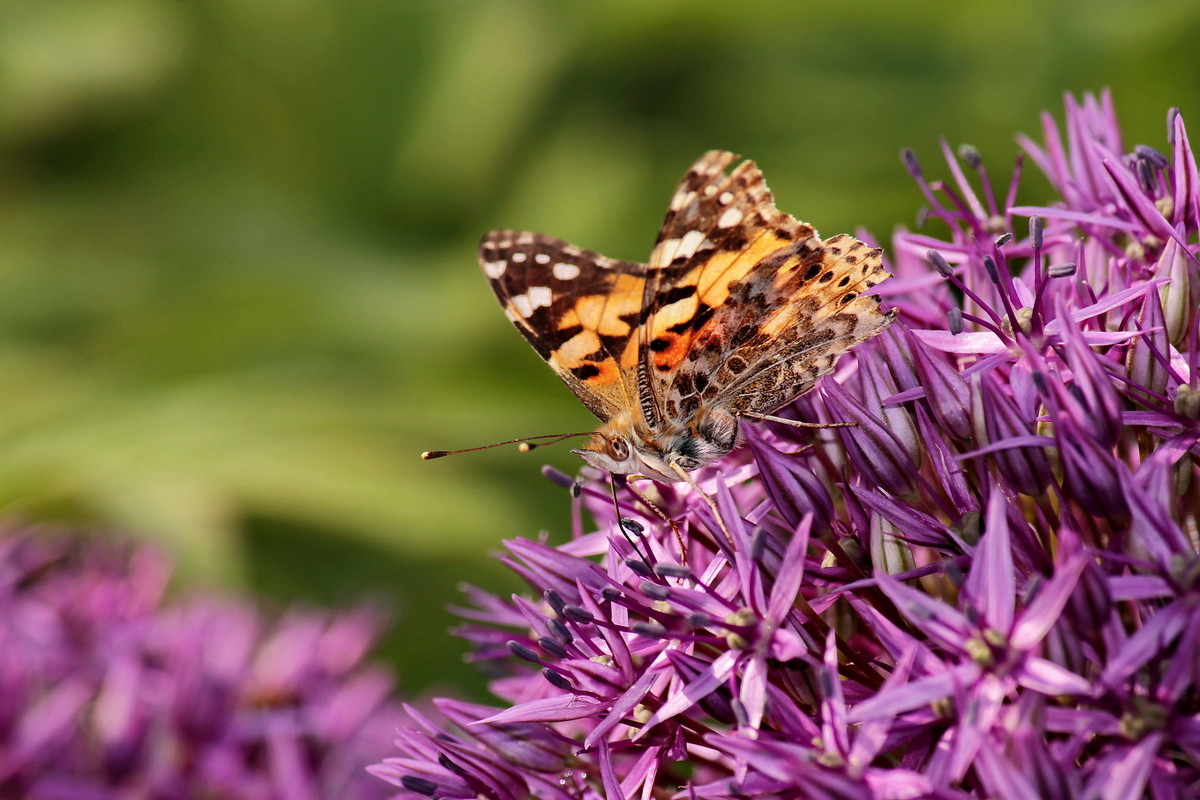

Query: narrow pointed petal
[766,515,811,622]
[631,650,738,739]
[910,330,973,441]
[1171,111,1200,232]
[963,486,1015,633]
[1010,551,1087,650]
[746,429,834,532]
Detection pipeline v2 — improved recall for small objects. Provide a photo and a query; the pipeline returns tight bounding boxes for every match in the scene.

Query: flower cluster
[0,529,403,799]
[374,92,1200,799]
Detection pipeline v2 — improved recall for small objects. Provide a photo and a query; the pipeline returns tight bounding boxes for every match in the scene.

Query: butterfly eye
[675,456,701,471]
[606,435,631,461]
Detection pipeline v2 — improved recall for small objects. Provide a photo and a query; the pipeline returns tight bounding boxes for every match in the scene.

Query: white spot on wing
[717,208,743,228]
[511,294,533,318]
[553,262,580,280]
[676,229,710,259]
[702,184,718,197]
[484,260,506,279]
[652,229,713,267]
[527,286,552,309]
[670,190,695,211]
[534,253,551,264]
[512,252,527,263]
[718,191,734,205]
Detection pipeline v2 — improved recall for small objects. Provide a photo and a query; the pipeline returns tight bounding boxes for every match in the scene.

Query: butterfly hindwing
[478,230,646,421]
[666,233,894,421]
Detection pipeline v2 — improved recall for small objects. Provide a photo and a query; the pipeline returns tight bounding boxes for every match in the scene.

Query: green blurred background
[1,0,1196,696]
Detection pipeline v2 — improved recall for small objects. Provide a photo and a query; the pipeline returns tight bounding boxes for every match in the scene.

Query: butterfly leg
[622,477,688,564]
[740,411,857,429]
[668,463,736,551]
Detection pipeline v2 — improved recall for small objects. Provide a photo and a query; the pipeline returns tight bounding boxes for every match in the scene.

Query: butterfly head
[571,409,740,482]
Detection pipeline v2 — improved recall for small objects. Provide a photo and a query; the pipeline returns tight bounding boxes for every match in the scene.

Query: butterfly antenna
[517,433,593,453]
[421,432,593,460]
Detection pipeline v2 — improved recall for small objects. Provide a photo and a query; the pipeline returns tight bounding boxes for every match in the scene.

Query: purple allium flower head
[378,91,1200,799]
[0,528,403,799]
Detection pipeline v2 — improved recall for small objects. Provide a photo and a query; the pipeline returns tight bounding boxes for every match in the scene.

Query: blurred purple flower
[0,529,403,799]
[377,91,1200,800]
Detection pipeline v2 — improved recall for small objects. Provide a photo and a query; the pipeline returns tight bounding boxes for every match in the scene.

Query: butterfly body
[480,152,894,480]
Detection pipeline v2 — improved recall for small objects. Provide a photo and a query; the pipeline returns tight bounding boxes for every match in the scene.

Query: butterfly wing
[677,233,893,420]
[637,152,892,424]
[479,230,646,421]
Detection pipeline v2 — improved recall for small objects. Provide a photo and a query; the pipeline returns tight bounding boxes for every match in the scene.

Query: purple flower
[0,529,403,799]
[377,91,1200,800]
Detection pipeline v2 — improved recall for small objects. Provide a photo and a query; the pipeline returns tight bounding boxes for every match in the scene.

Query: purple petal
[978,372,1054,496]
[597,740,624,800]
[436,699,567,773]
[766,515,811,622]
[1100,601,1191,688]
[819,631,849,757]
[1099,148,1187,249]
[1056,293,1123,448]
[1171,111,1200,231]
[1010,551,1087,651]
[1008,204,1142,233]
[1017,657,1092,696]
[963,486,1015,633]
[738,654,768,731]
[1086,732,1162,800]
[1125,289,1171,397]
[632,650,739,738]
[847,646,915,768]
[941,675,1006,783]
[972,740,1047,800]
[847,662,980,724]
[746,429,834,532]
[909,330,973,441]
[852,487,953,549]
[822,379,919,496]
[480,694,608,725]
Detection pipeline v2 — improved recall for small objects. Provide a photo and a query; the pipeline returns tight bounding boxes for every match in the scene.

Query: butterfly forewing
[478,230,646,421]
[636,151,887,425]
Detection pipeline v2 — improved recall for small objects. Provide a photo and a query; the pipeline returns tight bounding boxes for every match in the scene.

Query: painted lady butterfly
[476,151,893,482]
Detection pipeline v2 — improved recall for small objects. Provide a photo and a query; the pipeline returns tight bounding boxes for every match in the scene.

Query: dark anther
[927,249,954,278]
[506,641,540,663]
[958,144,983,168]
[542,668,573,690]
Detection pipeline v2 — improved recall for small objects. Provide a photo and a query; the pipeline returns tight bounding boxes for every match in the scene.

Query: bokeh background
[2,0,1197,696]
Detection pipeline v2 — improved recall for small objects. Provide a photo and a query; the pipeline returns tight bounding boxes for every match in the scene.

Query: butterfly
[477,151,894,483]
